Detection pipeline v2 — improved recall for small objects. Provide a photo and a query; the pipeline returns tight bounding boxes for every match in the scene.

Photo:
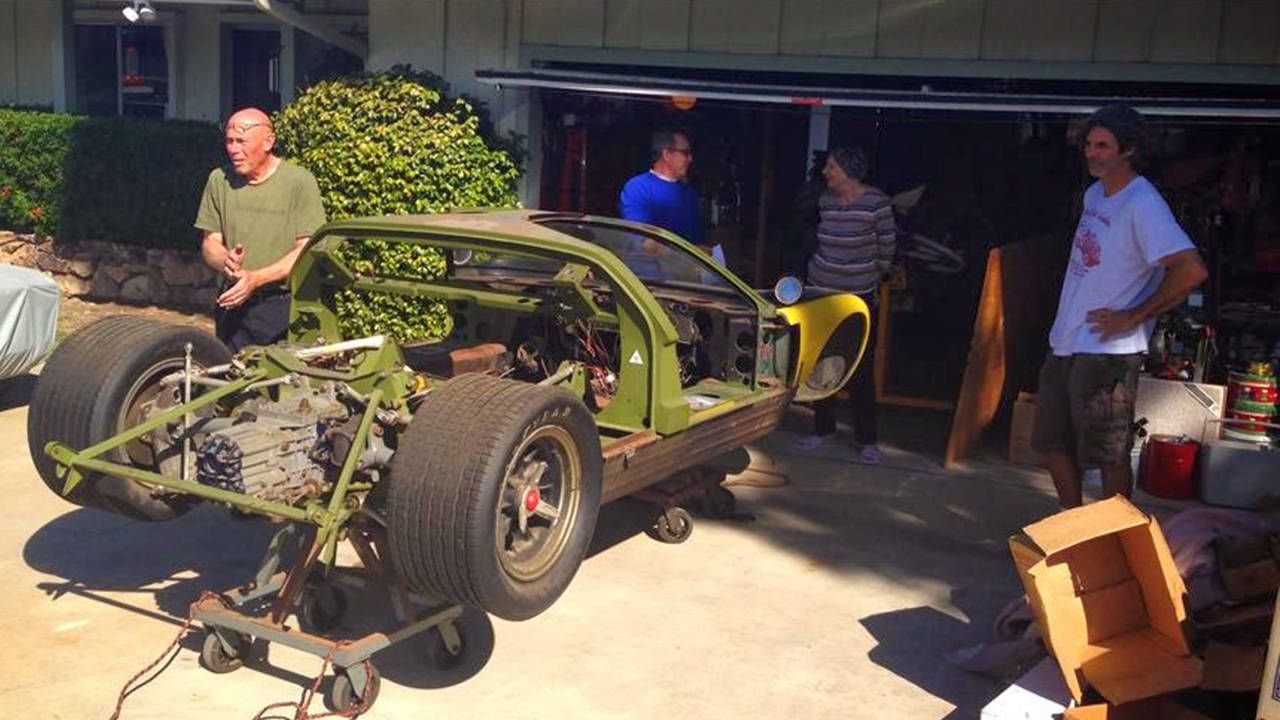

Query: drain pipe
[251,0,367,60]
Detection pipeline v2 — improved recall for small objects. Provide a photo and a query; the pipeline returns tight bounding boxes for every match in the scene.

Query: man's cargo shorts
[1031,352,1143,469]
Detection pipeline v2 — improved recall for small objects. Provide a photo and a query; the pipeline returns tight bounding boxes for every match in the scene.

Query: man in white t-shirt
[1032,105,1208,508]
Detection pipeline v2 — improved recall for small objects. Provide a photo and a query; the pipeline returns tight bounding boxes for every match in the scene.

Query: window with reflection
[74,24,168,117]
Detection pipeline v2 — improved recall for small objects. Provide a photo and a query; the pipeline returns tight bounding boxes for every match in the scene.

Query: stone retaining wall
[0,230,219,309]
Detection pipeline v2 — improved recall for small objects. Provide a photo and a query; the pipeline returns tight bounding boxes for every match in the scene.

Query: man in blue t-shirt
[1032,105,1207,508]
[619,129,725,265]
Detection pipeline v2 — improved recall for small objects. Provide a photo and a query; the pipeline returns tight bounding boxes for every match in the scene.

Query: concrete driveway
[0,374,1062,719]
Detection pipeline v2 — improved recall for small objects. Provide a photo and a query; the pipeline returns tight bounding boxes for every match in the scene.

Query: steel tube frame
[43,374,386,538]
[46,369,265,497]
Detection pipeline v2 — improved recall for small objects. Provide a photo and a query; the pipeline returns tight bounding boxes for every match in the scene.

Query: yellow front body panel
[779,292,871,403]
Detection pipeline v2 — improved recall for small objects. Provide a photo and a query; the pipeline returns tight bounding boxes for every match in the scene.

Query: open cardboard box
[1255,589,1280,719]
[1062,698,1212,720]
[1009,496,1202,704]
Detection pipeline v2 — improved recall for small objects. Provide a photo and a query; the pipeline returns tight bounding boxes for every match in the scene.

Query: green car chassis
[29,210,869,710]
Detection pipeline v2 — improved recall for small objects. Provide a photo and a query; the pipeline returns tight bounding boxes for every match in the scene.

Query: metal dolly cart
[193,514,466,714]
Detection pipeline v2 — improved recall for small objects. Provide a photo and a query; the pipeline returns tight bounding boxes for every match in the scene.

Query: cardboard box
[1010,392,1046,466]
[1215,535,1280,601]
[1062,699,1212,720]
[1063,704,1112,720]
[1221,558,1280,602]
[1008,497,1202,704]
[1061,698,1161,720]
[1255,590,1280,719]
[1200,641,1265,692]
[1195,599,1274,646]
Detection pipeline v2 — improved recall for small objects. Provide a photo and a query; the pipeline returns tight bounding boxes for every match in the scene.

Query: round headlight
[451,248,474,266]
[773,275,804,305]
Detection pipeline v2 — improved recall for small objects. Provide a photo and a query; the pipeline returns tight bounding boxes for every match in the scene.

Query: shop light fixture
[122,1,156,23]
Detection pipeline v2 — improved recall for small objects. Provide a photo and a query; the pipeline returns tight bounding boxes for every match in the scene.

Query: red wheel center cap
[523,487,540,512]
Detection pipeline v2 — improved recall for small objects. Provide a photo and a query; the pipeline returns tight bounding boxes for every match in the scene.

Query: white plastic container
[1198,418,1280,509]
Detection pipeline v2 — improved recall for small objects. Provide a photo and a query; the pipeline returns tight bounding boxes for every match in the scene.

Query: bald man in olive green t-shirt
[195,107,326,351]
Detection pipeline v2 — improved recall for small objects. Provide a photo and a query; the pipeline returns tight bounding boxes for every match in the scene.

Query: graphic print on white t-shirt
[1070,208,1106,277]
[1048,176,1194,356]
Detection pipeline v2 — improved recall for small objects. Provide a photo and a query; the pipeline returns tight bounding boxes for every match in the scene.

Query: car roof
[320,209,613,243]
[313,210,769,312]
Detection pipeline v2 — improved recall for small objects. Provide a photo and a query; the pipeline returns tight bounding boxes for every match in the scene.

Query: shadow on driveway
[20,397,1058,717]
[716,404,1058,717]
[23,503,496,693]
[0,372,36,412]
[861,599,1005,719]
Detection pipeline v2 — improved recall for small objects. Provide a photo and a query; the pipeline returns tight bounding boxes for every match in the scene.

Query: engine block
[195,386,349,505]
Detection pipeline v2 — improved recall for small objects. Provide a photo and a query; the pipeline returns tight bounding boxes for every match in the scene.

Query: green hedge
[0,108,221,247]
[274,66,523,342]
[0,67,523,344]
[274,67,522,219]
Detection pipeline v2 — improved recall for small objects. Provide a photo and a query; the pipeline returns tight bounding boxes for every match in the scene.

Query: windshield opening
[535,219,734,291]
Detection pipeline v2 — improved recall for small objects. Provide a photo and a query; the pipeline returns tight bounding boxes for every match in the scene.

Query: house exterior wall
[3,2,362,118]
[368,0,445,77]
[368,0,517,108]
[16,1,56,107]
[6,1,1277,116]
[0,0,59,108]
[503,0,1280,77]
[3,1,1276,208]
[0,1,16,105]
[368,0,533,198]
[363,0,1278,206]
[176,5,223,122]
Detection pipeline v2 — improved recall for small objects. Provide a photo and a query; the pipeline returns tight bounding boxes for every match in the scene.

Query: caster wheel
[646,507,693,544]
[699,486,736,518]
[200,629,250,674]
[332,665,381,715]
[425,623,467,671]
[301,582,347,633]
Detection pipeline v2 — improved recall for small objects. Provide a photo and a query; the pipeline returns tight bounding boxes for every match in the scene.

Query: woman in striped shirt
[798,147,896,464]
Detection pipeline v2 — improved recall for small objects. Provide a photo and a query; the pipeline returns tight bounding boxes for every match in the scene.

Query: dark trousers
[215,291,290,352]
[813,311,878,445]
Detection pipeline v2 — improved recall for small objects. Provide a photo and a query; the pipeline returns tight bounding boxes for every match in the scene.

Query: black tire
[200,630,249,674]
[647,507,693,544]
[27,316,231,521]
[387,374,603,621]
[331,665,380,715]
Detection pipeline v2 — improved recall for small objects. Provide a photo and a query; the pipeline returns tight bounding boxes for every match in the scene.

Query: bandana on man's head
[224,121,272,134]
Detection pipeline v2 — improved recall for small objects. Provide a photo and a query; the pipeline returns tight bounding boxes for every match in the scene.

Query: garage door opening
[491,66,1280,461]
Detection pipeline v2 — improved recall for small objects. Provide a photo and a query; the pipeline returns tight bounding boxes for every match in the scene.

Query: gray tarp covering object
[0,264,59,379]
